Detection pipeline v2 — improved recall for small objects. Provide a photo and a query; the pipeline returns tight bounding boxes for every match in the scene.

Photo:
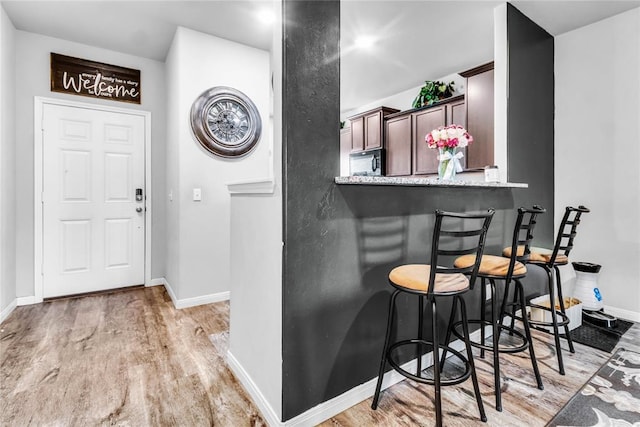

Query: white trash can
[572,262,603,311]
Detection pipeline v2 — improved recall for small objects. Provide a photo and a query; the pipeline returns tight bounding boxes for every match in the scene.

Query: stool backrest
[548,205,590,265]
[509,205,547,271]
[428,209,495,296]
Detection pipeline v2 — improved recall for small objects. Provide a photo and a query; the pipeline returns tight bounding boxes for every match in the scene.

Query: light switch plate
[193,188,202,201]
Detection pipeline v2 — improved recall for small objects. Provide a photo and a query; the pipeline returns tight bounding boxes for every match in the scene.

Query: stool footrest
[387,339,471,386]
[450,320,529,354]
[527,303,570,328]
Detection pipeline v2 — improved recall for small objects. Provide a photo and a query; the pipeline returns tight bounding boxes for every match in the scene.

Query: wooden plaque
[50,53,141,104]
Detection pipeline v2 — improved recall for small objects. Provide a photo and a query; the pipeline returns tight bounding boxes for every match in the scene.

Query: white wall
[164,29,181,298]
[493,3,508,181]
[340,72,466,121]
[13,31,166,299]
[0,5,16,321]
[228,1,282,420]
[555,7,640,320]
[164,27,270,302]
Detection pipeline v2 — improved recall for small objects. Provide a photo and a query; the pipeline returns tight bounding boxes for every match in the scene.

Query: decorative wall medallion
[190,86,262,158]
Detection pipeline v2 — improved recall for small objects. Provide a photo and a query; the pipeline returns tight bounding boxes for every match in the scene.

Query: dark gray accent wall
[506,3,555,247]
[281,0,555,421]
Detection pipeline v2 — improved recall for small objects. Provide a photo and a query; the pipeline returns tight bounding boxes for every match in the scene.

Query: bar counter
[335,175,528,188]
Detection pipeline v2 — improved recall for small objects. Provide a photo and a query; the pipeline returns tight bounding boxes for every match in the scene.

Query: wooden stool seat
[389,264,469,293]
[502,247,569,265]
[454,254,527,277]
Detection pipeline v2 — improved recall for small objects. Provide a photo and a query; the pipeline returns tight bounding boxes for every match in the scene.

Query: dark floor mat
[546,348,640,426]
[565,319,634,353]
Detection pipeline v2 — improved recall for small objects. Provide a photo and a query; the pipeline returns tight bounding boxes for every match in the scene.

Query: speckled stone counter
[335,176,528,188]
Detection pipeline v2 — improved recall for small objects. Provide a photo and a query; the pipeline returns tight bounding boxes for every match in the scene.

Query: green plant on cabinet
[412,80,455,109]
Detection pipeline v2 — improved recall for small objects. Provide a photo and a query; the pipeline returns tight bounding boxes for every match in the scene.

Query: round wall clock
[190,86,262,158]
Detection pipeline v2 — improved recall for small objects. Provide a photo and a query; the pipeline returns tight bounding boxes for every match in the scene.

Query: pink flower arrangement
[425,125,473,149]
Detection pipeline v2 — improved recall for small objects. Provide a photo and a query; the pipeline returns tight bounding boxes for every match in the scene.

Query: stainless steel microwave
[349,149,384,176]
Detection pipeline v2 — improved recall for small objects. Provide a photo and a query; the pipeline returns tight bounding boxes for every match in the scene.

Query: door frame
[34,96,152,303]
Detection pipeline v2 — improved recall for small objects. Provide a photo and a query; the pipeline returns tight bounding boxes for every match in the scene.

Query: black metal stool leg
[497,278,516,334]
[480,277,487,359]
[545,266,566,375]
[458,296,487,423]
[516,279,544,390]
[431,297,443,427]
[498,279,509,329]
[372,290,400,409]
[439,296,458,371]
[554,265,575,354]
[489,279,502,411]
[417,295,424,376]
[509,283,519,333]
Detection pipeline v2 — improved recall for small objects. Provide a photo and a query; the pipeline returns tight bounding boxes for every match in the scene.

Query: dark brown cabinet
[339,127,352,175]
[385,115,412,176]
[348,107,399,152]
[344,63,494,177]
[461,62,494,169]
[385,96,466,176]
[412,105,445,175]
[350,116,364,152]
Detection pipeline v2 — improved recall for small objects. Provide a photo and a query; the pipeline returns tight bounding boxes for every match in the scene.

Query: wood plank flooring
[0,286,265,426]
[1,285,638,426]
[321,319,640,427]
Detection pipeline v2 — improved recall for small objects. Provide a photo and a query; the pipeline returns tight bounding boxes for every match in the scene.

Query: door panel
[413,106,445,175]
[60,220,91,273]
[42,104,145,298]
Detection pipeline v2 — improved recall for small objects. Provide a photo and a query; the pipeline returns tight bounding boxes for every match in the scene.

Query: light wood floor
[1,286,638,426]
[0,286,265,426]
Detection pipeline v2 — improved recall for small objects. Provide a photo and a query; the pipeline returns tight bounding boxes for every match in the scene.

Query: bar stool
[447,206,546,412]
[504,205,590,375]
[371,209,494,427]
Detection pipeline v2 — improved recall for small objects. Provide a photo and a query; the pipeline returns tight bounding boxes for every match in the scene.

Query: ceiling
[341,0,640,112]
[1,0,275,59]
[2,0,639,112]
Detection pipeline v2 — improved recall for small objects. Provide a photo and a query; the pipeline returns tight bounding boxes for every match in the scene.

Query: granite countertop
[335,176,528,188]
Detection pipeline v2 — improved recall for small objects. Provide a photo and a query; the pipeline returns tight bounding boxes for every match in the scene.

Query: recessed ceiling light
[355,35,376,50]
[256,9,276,25]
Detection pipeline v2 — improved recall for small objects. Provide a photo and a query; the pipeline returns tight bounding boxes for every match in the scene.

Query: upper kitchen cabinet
[348,107,399,152]
[385,96,465,176]
[461,62,494,169]
[339,127,352,176]
[385,114,412,177]
[413,96,466,175]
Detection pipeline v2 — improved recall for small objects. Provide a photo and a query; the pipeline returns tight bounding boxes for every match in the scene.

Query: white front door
[42,104,145,298]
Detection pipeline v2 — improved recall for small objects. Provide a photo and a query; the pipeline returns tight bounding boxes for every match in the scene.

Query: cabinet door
[340,127,352,176]
[447,98,467,168]
[350,116,364,152]
[466,69,494,168]
[364,111,383,150]
[413,106,445,175]
[447,99,466,127]
[385,115,412,176]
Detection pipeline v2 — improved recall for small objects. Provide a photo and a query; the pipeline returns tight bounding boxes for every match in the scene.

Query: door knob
[136,207,143,213]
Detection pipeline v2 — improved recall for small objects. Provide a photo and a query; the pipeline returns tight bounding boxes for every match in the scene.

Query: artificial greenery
[411,80,455,109]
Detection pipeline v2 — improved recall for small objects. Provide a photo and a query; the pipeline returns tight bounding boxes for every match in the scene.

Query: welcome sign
[50,53,141,104]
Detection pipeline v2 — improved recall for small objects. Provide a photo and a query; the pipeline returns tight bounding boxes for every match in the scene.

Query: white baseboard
[227,326,492,426]
[0,299,17,324]
[161,277,230,309]
[604,305,640,323]
[227,350,282,426]
[148,278,166,287]
[17,296,38,306]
